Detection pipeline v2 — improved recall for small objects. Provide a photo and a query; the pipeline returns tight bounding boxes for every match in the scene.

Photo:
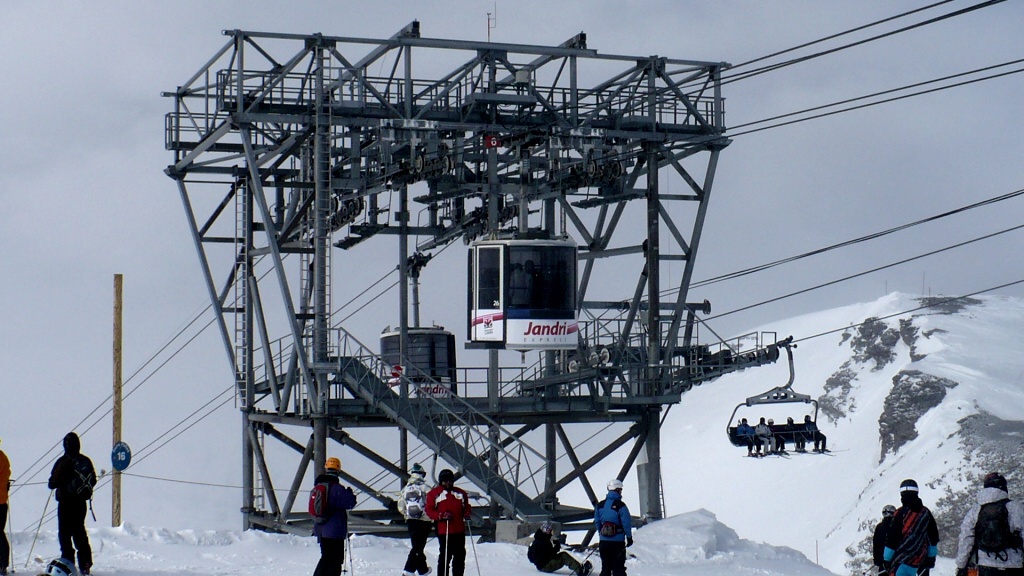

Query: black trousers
[598,540,627,576]
[313,536,346,576]
[437,532,466,576]
[0,504,9,569]
[404,519,432,575]
[57,500,92,570]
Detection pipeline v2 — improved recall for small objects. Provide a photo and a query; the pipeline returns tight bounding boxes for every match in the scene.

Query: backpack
[404,484,425,520]
[308,482,331,524]
[67,455,96,500]
[597,499,624,537]
[976,499,1023,558]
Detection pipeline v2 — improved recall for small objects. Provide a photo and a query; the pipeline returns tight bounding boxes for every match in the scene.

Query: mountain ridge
[657,292,1024,575]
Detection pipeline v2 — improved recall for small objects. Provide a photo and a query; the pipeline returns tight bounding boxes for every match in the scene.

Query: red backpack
[309,482,330,524]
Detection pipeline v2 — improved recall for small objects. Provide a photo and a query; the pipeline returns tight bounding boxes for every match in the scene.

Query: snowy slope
[658,293,1024,575]
[11,511,837,576]
[6,293,1023,576]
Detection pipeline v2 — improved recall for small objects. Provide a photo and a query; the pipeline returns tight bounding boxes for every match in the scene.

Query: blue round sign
[111,442,132,472]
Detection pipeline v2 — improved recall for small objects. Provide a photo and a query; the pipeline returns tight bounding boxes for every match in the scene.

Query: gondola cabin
[380,326,458,396]
[468,238,578,350]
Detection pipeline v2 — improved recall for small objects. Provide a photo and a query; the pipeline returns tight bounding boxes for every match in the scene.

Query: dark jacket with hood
[312,472,357,540]
[528,529,559,567]
[47,432,96,503]
[884,492,940,570]
[873,515,894,567]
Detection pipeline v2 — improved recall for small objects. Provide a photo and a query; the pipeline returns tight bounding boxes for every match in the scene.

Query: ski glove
[440,512,453,520]
[625,536,633,547]
[922,556,936,569]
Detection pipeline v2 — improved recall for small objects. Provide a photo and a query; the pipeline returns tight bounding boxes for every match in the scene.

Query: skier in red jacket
[425,469,472,576]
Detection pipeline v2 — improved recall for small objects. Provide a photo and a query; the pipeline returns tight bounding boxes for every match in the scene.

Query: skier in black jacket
[873,504,896,575]
[883,479,939,576]
[47,432,96,575]
[528,521,591,576]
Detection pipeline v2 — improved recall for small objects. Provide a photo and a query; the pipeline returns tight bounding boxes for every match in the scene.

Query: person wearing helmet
[313,457,356,576]
[873,505,897,575]
[44,557,77,576]
[594,479,632,576]
[1,440,10,576]
[425,469,472,576]
[47,433,96,575]
[954,472,1024,576]
[527,520,592,576]
[399,463,433,576]
[883,479,939,576]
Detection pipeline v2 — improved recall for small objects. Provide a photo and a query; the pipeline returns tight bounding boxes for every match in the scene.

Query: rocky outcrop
[849,317,901,371]
[878,370,958,462]
[820,363,857,421]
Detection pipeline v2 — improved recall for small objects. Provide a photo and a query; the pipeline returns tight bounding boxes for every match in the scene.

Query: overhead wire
[719,0,1007,86]
[666,187,1024,296]
[793,278,1024,345]
[703,222,1024,322]
[728,64,1024,138]
[724,0,956,73]
[729,57,1024,132]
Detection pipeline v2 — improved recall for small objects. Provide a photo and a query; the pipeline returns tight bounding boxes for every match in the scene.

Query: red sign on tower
[484,134,501,149]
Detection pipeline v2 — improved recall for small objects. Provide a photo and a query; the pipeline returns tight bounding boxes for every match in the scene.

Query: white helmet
[607,479,623,491]
[45,558,78,576]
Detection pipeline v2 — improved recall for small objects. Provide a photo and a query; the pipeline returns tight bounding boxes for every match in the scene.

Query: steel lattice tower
[164,22,783,538]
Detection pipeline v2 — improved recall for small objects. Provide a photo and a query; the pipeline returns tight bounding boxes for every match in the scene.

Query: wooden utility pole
[112,274,123,527]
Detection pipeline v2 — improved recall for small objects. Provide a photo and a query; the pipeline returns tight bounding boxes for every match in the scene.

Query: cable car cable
[719,0,1006,87]
[791,278,1024,345]
[729,64,1024,138]
[730,57,1024,131]
[702,222,1024,322]
[724,1,956,73]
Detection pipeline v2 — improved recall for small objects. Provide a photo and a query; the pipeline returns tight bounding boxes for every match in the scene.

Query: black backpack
[67,455,97,500]
[976,499,1023,559]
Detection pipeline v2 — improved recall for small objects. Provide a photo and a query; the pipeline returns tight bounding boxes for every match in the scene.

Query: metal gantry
[163,22,785,537]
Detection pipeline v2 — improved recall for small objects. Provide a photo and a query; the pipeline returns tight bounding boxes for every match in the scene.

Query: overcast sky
[2,0,1023,528]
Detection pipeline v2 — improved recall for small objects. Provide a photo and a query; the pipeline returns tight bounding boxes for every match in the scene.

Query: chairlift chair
[725,338,819,448]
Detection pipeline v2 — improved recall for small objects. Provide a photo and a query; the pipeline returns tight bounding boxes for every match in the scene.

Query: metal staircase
[332,329,551,521]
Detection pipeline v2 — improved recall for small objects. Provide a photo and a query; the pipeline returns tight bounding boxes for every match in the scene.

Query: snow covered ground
[10,511,837,576]
[7,293,1021,576]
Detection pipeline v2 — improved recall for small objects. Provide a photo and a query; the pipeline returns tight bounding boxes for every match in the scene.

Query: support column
[112,274,123,527]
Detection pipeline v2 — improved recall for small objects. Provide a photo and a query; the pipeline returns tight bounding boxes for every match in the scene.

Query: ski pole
[25,491,51,569]
[6,487,14,574]
[346,531,356,576]
[443,520,450,576]
[466,520,481,576]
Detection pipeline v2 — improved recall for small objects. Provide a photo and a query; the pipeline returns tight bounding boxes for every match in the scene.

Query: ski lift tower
[164,21,784,537]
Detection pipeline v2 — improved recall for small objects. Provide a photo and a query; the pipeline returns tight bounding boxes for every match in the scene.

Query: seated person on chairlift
[735,418,758,456]
[753,417,773,456]
[767,419,786,454]
[789,416,809,452]
[804,415,828,453]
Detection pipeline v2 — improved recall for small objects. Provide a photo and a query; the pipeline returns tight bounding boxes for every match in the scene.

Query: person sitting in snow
[528,521,592,576]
